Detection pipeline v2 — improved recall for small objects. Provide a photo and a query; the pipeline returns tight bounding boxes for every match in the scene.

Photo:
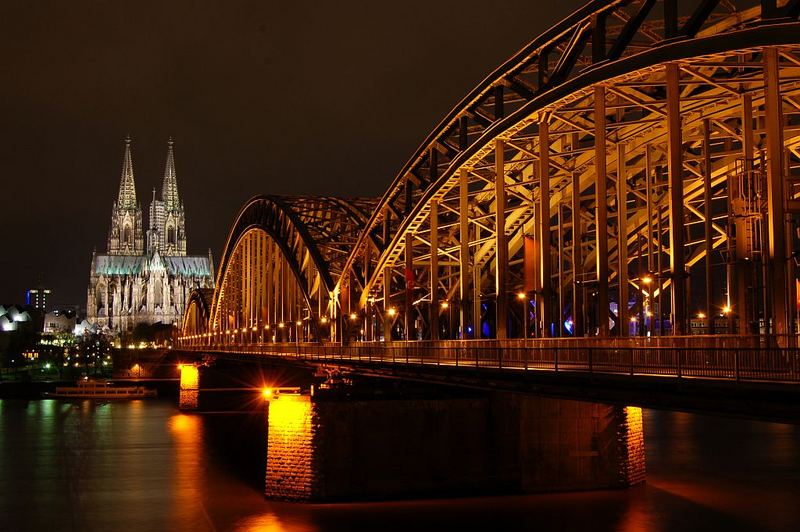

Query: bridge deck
[181,337,800,385]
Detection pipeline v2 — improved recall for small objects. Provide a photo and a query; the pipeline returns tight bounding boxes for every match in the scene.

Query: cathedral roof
[94,254,213,278]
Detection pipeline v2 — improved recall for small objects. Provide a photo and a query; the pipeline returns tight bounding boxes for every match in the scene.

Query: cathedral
[87,137,215,334]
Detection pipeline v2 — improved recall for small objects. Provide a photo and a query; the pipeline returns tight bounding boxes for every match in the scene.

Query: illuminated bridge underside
[182,2,800,392]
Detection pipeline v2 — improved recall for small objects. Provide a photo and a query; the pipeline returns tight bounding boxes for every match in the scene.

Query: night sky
[0,0,579,309]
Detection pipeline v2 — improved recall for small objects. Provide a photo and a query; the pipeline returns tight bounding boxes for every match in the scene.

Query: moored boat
[44,378,157,399]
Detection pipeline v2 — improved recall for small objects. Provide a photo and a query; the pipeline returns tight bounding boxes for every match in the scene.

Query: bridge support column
[539,117,552,337]
[430,200,440,340]
[617,142,629,335]
[459,168,472,338]
[666,62,686,335]
[495,139,508,339]
[264,391,645,501]
[178,364,200,411]
[764,46,789,336]
[595,85,610,336]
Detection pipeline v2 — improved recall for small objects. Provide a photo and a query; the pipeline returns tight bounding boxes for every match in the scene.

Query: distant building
[86,137,215,334]
[0,305,33,332]
[43,308,77,334]
[26,287,51,311]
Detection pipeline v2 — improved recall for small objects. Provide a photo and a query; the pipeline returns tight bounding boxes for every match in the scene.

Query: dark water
[1,399,799,532]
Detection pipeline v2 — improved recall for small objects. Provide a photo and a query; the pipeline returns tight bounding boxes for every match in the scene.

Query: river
[0,398,798,531]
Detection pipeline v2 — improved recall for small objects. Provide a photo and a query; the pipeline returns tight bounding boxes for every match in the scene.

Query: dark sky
[0,0,579,309]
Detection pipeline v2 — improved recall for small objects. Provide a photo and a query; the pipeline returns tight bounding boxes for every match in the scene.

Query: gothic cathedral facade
[87,138,215,334]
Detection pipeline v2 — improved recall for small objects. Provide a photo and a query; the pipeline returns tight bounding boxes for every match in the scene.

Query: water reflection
[0,400,799,532]
[169,413,206,530]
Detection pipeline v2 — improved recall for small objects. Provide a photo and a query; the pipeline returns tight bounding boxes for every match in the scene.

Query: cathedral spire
[117,136,138,209]
[161,137,180,211]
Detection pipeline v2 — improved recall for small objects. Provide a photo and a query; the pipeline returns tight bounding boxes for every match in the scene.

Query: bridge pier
[178,364,200,411]
[265,391,644,501]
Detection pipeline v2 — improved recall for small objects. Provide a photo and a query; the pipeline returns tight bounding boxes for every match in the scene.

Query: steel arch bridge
[180,0,800,389]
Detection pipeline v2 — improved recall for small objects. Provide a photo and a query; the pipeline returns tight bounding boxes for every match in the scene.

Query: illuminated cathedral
[87,137,215,334]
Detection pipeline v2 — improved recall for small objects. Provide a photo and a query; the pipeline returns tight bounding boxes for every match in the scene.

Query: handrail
[178,336,800,385]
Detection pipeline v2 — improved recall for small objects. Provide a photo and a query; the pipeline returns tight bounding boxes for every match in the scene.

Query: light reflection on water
[0,399,798,532]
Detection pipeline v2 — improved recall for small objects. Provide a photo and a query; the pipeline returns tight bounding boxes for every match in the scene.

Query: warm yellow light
[252,326,257,331]
[265,324,270,330]
[262,388,272,399]
[387,307,397,317]
[697,312,706,319]
[296,320,302,326]
[320,316,328,324]
[178,363,184,370]
[278,322,285,328]
[234,328,239,333]
[179,365,199,391]
[646,311,653,317]
[630,316,637,323]
[517,292,526,300]
[441,301,449,309]
[641,275,653,285]
[722,305,732,315]
[349,312,357,321]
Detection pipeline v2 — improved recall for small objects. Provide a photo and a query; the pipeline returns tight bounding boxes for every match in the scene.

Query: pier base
[265,392,644,501]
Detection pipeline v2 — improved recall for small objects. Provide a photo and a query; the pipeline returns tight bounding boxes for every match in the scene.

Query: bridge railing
[181,336,800,384]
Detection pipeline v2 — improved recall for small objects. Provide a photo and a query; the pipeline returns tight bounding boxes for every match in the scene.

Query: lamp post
[349,312,358,342]
[386,307,396,341]
[722,304,732,334]
[319,315,329,342]
[517,292,528,339]
[440,301,450,339]
[640,273,653,336]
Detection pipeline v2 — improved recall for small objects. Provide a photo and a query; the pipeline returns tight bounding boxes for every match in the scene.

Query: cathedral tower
[147,138,187,256]
[107,137,144,255]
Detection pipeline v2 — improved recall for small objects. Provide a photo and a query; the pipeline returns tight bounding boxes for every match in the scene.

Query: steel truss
[182,0,800,347]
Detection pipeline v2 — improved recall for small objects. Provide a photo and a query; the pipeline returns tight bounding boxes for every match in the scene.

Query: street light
[440,301,450,338]
[517,292,528,339]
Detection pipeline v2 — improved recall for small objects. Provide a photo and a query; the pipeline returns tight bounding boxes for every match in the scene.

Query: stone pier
[265,392,645,501]
[178,364,199,411]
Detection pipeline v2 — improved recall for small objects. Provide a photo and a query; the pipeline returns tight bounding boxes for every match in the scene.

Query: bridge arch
[334,1,800,341]
[208,195,377,343]
[179,1,800,346]
[180,288,213,346]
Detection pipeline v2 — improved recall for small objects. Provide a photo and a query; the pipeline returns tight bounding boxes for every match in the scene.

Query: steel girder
[187,0,800,343]
[334,0,800,339]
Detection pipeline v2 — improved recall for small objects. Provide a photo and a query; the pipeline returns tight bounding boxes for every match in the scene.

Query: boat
[44,378,157,399]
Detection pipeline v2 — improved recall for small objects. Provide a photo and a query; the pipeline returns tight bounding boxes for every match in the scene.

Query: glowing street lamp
[387,307,397,318]
[517,292,528,339]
